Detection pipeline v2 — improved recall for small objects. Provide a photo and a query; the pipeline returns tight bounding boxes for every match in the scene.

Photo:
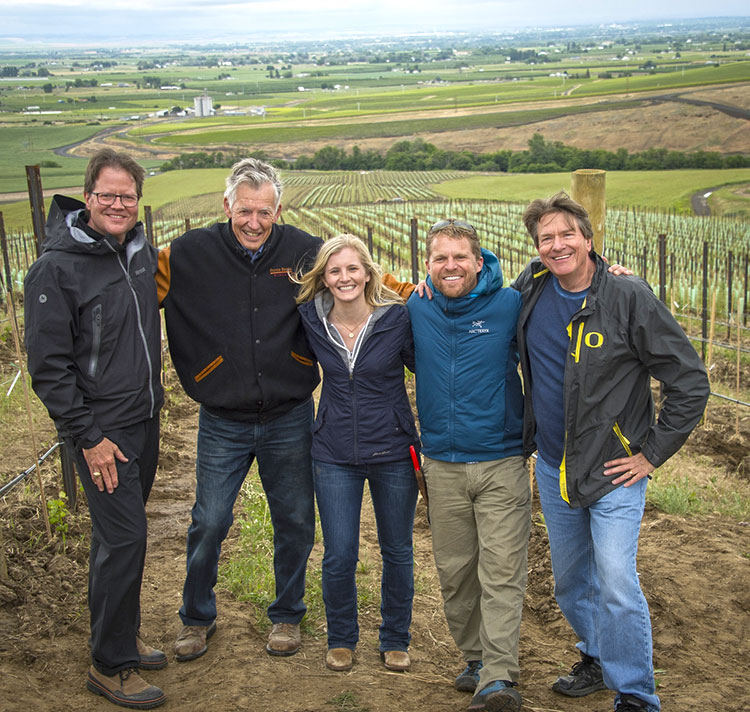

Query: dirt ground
[1,363,749,712]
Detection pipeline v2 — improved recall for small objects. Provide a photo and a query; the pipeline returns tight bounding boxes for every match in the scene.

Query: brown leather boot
[326,647,354,671]
[87,666,166,709]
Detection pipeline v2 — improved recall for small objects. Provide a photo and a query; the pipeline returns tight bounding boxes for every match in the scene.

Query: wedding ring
[92,471,102,478]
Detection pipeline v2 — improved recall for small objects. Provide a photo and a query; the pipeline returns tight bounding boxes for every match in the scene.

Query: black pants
[75,416,160,676]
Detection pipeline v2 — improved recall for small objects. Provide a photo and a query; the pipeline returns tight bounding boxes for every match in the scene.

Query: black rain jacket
[24,194,163,449]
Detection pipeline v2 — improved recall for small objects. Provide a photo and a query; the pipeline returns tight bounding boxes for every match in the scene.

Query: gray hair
[224,157,283,208]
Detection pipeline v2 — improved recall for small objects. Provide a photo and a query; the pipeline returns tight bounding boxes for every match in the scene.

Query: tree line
[159,135,750,174]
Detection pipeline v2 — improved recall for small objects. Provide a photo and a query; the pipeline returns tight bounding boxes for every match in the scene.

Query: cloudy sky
[1,0,748,45]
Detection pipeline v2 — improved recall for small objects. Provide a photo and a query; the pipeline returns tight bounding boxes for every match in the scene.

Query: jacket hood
[42,193,146,256]
[426,247,504,313]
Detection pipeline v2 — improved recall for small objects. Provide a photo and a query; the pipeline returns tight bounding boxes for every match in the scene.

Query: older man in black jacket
[157,158,322,662]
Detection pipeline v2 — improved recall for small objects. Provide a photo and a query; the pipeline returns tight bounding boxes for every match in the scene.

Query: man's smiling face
[223,182,281,251]
[426,234,483,298]
[84,166,139,244]
[536,211,593,291]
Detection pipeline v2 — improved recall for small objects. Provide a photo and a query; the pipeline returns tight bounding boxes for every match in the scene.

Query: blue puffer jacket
[407,249,523,462]
[298,292,419,465]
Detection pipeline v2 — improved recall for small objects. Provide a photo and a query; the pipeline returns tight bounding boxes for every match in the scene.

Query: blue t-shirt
[526,276,588,466]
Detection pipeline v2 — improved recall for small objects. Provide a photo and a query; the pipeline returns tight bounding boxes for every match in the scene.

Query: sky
[1,0,748,46]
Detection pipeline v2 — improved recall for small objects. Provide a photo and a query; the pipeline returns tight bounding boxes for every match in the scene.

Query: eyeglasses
[429,218,476,234]
[91,192,139,208]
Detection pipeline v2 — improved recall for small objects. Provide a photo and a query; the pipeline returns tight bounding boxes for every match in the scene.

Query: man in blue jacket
[407,220,529,712]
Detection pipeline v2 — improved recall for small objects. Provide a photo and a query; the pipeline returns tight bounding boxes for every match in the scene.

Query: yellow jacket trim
[613,422,633,456]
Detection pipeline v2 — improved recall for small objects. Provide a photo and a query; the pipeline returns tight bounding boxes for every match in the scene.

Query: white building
[194,92,214,118]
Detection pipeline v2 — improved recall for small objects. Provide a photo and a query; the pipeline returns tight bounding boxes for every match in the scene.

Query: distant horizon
[0,2,748,49]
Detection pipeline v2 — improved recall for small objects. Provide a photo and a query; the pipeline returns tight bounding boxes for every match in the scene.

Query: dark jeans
[180,400,315,627]
[313,458,418,652]
[76,416,160,676]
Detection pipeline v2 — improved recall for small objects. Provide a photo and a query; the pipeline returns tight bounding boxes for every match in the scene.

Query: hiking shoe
[455,660,483,692]
[266,622,301,657]
[136,636,167,671]
[380,650,410,671]
[174,621,217,662]
[326,647,354,671]
[615,693,650,711]
[552,653,607,697]
[87,666,166,709]
[467,680,521,712]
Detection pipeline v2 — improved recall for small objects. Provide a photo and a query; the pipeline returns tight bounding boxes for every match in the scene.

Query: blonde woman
[297,235,419,673]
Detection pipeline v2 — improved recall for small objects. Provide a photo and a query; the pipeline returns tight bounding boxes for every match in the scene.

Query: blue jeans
[180,400,315,626]
[536,456,660,712]
[313,459,418,651]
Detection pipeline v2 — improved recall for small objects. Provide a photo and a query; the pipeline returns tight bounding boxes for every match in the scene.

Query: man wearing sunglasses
[24,149,166,709]
[396,219,528,712]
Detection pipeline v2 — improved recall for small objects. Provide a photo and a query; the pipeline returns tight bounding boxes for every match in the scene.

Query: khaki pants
[422,455,530,688]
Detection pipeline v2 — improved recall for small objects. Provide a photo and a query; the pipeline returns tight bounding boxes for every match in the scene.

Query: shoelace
[119,667,139,683]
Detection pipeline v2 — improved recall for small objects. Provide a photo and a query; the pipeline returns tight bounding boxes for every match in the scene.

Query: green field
[3,168,750,233]
[433,169,750,211]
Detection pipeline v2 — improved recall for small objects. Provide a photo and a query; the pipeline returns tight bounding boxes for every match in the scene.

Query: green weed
[328,691,369,712]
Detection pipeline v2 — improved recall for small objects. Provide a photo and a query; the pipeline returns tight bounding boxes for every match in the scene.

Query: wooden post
[144,205,154,245]
[410,218,419,285]
[25,165,46,258]
[366,226,373,256]
[570,169,606,256]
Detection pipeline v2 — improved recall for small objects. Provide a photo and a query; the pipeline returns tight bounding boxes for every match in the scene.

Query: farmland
[1,18,749,196]
[1,19,750,712]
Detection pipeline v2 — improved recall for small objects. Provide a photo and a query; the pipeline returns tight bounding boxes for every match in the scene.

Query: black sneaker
[615,693,650,711]
[455,660,483,692]
[552,653,607,697]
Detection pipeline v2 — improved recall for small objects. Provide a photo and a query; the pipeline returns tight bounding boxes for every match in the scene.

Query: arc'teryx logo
[469,319,489,334]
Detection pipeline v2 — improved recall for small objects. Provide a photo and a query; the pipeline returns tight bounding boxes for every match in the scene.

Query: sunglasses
[429,218,476,233]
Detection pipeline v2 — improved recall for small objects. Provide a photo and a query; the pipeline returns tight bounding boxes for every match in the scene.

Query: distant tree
[1,66,19,77]
[42,82,54,94]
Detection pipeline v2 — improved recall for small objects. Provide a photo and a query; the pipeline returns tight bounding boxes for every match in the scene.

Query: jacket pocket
[612,421,634,457]
[394,406,418,438]
[313,405,326,433]
[291,350,314,367]
[194,355,224,383]
[88,304,102,378]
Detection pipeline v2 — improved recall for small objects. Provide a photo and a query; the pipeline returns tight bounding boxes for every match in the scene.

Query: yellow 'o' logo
[584,331,604,348]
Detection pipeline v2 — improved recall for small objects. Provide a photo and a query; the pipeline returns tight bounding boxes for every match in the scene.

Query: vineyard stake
[736,298,743,437]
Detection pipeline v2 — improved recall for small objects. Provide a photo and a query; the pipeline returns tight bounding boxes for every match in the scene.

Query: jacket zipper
[88,304,102,378]
[107,241,157,419]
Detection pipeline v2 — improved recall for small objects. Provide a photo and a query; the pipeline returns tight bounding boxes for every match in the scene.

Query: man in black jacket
[25,149,166,709]
[515,192,709,712]
[157,158,322,661]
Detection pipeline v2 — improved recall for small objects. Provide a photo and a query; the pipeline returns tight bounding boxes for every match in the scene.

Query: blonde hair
[296,234,403,307]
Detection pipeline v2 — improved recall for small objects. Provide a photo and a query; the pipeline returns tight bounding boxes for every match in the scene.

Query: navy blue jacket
[298,293,419,465]
[407,249,523,462]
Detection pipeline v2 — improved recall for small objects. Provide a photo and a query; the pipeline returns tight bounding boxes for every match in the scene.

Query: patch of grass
[647,457,750,520]
[708,182,750,218]
[328,691,369,712]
